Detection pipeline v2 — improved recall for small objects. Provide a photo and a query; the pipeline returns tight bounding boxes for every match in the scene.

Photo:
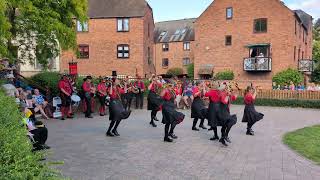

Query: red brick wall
[194,0,313,89]
[155,41,194,75]
[61,13,154,77]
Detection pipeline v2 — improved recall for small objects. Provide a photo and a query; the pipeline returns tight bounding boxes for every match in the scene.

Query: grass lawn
[283,125,320,165]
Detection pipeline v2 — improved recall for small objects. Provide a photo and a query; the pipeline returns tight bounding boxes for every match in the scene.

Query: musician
[97,77,107,116]
[133,76,145,109]
[58,74,73,120]
[106,78,131,137]
[217,84,238,146]
[191,81,208,131]
[242,86,264,136]
[122,76,134,111]
[147,75,163,127]
[205,82,221,140]
[82,76,94,118]
[160,83,185,142]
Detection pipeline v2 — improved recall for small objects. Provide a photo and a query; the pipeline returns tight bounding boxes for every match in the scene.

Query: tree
[313,41,320,63]
[166,67,184,76]
[272,68,303,86]
[187,63,194,79]
[311,64,320,83]
[0,0,88,67]
[214,70,234,80]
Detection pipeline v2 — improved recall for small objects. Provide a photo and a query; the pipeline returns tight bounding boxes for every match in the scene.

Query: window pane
[124,46,129,51]
[77,21,82,31]
[118,53,123,57]
[261,20,267,31]
[124,53,129,58]
[117,19,123,31]
[123,19,129,31]
[255,20,260,32]
[83,22,88,31]
[118,46,123,51]
[226,8,233,19]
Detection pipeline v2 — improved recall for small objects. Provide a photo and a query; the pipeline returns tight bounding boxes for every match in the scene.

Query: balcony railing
[244,57,272,71]
[298,59,314,72]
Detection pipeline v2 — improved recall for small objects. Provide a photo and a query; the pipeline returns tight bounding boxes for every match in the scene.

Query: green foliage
[233,97,320,109]
[187,63,194,79]
[166,67,184,76]
[0,0,88,67]
[283,125,320,165]
[313,36,320,64]
[30,71,61,96]
[0,91,64,179]
[311,64,320,83]
[272,68,303,86]
[215,70,234,80]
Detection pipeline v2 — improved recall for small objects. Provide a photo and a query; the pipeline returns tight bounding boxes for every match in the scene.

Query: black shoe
[246,131,254,136]
[225,137,232,143]
[85,115,93,118]
[192,127,200,131]
[42,144,51,149]
[154,117,159,121]
[112,130,120,136]
[169,133,178,139]
[100,114,105,116]
[67,116,73,119]
[219,138,228,146]
[150,121,157,127]
[106,132,114,137]
[199,125,207,130]
[164,137,173,142]
[210,136,219,141]
[208,127,214,131]
[60,117,65,120]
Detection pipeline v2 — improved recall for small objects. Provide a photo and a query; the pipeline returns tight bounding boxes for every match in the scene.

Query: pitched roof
[294,10,313,31]
[154,18,196,43]
[88,0,149,18]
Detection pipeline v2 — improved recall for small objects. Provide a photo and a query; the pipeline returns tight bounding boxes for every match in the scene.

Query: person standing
[191,82,208,131]
[58,74,73,120]
[205,82,221,140]
[123,76,134,111]
[106,78,131,137]
[82,76,94,118]
[134,76,145,109]
[174,82,183,108]
[242,86,264,135]
[97,77,107,116]
[160,83,185,142]
[147,76,163,127]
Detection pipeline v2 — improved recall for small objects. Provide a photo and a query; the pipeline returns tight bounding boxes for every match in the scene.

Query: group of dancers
[58,73,264,146]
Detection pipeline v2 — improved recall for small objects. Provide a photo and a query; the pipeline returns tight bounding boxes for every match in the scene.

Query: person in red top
[205,82,221,140]
[58,74,73,120]
[97,77,108,116]
[160,83,185,142]
[191,82,208,131]
[174,82,183,109]
[147,75,163,127]
[133,76,145,109]
[82,76,95,118]
[106,78,131,137]
[217,83,238,146]
[242,86,264,136]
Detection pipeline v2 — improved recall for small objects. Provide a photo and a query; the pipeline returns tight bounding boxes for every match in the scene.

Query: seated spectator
[29,121,50,151]
[174,82,183,109]
[183,82,194,108]
[296,84,305,91]
[289,81,295,91]
[33,89,51,119]
[307,83,317,92]
[283,84,289,90]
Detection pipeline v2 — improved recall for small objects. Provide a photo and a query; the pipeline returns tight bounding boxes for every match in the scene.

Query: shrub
[187,63,194,79]
[215,70,234,80]
[0,90,64,179]
[233,97,320,109]
[166,67,184,76]
[272,68,303,86]
[311,64,320,83]
[29,71,61,96]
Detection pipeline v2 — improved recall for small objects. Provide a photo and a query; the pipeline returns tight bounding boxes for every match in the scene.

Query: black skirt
[242,104,264,125]
[207,102,220,127]
[217,103,237,127]
[191,97,208,120]
[162,100,185,125]
[109,99,131,121]
[147,91,163,111]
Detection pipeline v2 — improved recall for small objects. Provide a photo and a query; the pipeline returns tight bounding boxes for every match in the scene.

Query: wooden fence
[240,90,320,100]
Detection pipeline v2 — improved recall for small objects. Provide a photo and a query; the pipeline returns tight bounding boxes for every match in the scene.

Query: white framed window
[117,18,129,32]
[183,58,191,66]
[117,44,130,58]
[183,42,190,51]
[77,21,89,32]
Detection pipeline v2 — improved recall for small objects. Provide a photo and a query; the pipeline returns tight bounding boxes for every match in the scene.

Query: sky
[146,0,320,23]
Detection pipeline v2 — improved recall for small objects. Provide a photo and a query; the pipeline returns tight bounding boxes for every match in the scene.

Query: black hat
[112,71,117,77]
[86,76,92,80]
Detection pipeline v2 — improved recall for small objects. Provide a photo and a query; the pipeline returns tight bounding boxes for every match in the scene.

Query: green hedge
[0,90,64,179]
[233,97,320,109]
[215,70,234,80]
[272,68,303,86]
[29,72,61,96]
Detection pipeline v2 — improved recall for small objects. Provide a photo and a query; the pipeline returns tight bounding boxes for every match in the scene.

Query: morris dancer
[205,82,221,140]
[58,74,73,120]
[242,86,264,135]
[106,78,131,137]
[191,82,208,131]
[97,77,107,116]
[218,84,238,146]
[160,83,185,142]
[147,75,163,127]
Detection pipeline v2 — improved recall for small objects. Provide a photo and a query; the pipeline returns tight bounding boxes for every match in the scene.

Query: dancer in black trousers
[205,82,221,140]
[106,78,131,137]
[191,82,208,131]
[134,77,145,109]
[161,84,185,142]
[147,75,163,127]
[242,86,264,135]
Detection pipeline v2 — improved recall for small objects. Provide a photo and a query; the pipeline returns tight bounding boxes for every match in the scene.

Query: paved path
[45,105,320,180]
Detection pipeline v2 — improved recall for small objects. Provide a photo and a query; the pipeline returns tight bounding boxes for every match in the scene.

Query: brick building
[154,18,195,76]
[60,0,155,78]
[194,0,313,88]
